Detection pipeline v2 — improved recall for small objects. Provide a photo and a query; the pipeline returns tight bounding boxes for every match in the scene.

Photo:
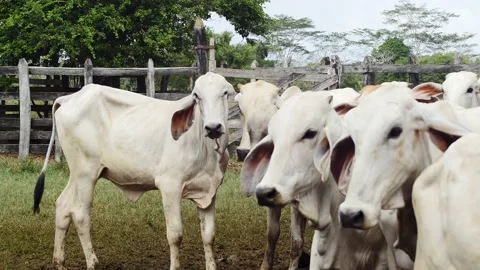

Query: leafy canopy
[0,0,270,67]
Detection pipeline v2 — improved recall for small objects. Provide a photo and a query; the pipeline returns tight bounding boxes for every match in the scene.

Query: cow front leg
[198,195,216,270]
[161,188,183,270]
[261,207,281,270]
[289,206,307,270]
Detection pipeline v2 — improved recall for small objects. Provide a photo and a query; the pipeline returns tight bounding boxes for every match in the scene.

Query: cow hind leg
[261,207,282,270]
[198,195,216,270]
[53,181,73,270]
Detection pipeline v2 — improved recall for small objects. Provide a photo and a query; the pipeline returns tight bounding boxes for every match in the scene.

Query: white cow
[412,71,480,108]
[241,90,408,270]
[235,81,301,161]
[235,81,306,269]
[326,82,471,262]
[32,72,235,270]
[413,133,480,270]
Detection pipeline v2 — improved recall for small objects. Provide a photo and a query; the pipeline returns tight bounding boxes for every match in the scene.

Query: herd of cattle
[30,70,480,270]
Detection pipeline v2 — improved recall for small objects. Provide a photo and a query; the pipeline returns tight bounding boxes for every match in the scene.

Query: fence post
[18,58,31,160]
[208,37,216,72]
[331,55,342,89]
[454,53,462,65]
[250,60,258,83]
[84,58,93,85]
[146,58,155,97]
[194,18,208,75]
[408,56,419,87]
[362,56,375,86]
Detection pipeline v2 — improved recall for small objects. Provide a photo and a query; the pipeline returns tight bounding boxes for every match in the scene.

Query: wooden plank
[228,129,243,145]
[215,67,331,82]
[208,37,216,72]
[2,104,52,111]
[146,59,155,97]
[362,56,375,86]
[154,92,189,101]
[32,118,52,128]
[0,144,49,154]
[276,73,306,93]
[0,130,51,140]
[331,55,342,89]
[228,119,242,129]
[408,56,419,87]
[30,79,63,86]
[0,118,19,128]
[228,105,240,119]
[84,58,93,85]
[310,75,339,91]
[0,66,18,75]
[18,58,31,160]
[342,64,480,74]
[0,92,19,100]
[29,67,83,76]
[194,18,208,75]
[29,87,79,92]
[31,92,73,100]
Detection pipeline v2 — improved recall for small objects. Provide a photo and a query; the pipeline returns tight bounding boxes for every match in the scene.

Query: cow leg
[261,207,281,270]
[198,195,216,270]
[289,206,306,270]
[53,180,73,270]
[379,210,399,270]
[70,172,99,270]
[161,185,183,270]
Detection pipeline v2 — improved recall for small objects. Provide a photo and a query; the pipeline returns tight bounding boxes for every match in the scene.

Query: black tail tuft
[33,171,45,215]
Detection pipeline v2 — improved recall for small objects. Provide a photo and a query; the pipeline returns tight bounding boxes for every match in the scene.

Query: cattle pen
[1,20,480,160]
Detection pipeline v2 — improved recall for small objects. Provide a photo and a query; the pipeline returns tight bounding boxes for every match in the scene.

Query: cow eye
[467,88,474,94]
[301,129,318,140]
[193,93,200,100]
[224,91,228,96]
[387,126,402,140]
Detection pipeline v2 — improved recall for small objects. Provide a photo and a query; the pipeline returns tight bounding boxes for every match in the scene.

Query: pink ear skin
[427,128,462,152]
[412,83,443,103]
[330,136,355,191]
[334,103,357,116]
[240,139,274,196]
[171,100,196,140]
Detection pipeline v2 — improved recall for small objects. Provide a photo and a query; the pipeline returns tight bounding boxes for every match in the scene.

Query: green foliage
[418,53,456,83]
[373,37,411,83]
[0,0,270,67]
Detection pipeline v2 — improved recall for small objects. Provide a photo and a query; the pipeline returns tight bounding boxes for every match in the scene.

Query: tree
[310,32,352,62]
[260,15,322,67]
[0,0,270,67]
[372,37,411,83]
[350,0,476,57]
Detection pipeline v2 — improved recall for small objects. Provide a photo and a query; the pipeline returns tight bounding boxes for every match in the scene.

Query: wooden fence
[2,19,480,159]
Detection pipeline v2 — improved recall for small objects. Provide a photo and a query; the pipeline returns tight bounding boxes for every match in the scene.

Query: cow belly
[100,167,156,202]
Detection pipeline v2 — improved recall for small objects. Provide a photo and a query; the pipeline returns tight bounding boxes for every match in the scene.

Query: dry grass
[0,155,313,270]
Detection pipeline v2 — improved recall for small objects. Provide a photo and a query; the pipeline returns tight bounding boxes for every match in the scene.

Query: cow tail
[33,100,62,215]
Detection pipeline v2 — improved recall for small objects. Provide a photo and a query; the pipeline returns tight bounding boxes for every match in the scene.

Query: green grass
[0,155,313,269]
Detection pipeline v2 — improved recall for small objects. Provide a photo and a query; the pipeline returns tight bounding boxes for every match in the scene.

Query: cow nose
[204,123,223,139]
[339,210,365,229]
[255,187,277,207]
[236,148,250,162]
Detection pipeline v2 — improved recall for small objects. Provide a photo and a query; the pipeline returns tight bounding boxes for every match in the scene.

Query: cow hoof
[298,251,310,269]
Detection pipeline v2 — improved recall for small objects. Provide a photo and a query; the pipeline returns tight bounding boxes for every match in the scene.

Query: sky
[205,0,480,62]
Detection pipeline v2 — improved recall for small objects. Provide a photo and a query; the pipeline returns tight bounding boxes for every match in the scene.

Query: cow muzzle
[236,148,249,162]
[338,203,378,229]
[339,209,365,229]
[255,187,278,207]
[204,123,224,139]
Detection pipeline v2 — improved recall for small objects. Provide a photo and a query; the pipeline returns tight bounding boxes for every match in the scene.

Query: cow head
[171,72,235,140]
[327,83,470,230]
[413,71,480,108]
[240,91,344,207]
[235,82,301,161]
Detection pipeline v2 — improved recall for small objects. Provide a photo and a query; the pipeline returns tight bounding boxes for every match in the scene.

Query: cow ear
[171,98,196,140]
[240,135,274,196]
[333,102,356,116]
[330,135,355,193]
[313,113,345,183]
[411,82,443,103]
[414,106,470,152]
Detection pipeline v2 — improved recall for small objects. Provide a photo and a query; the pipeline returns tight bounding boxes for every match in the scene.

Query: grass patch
[0,155,312,269]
